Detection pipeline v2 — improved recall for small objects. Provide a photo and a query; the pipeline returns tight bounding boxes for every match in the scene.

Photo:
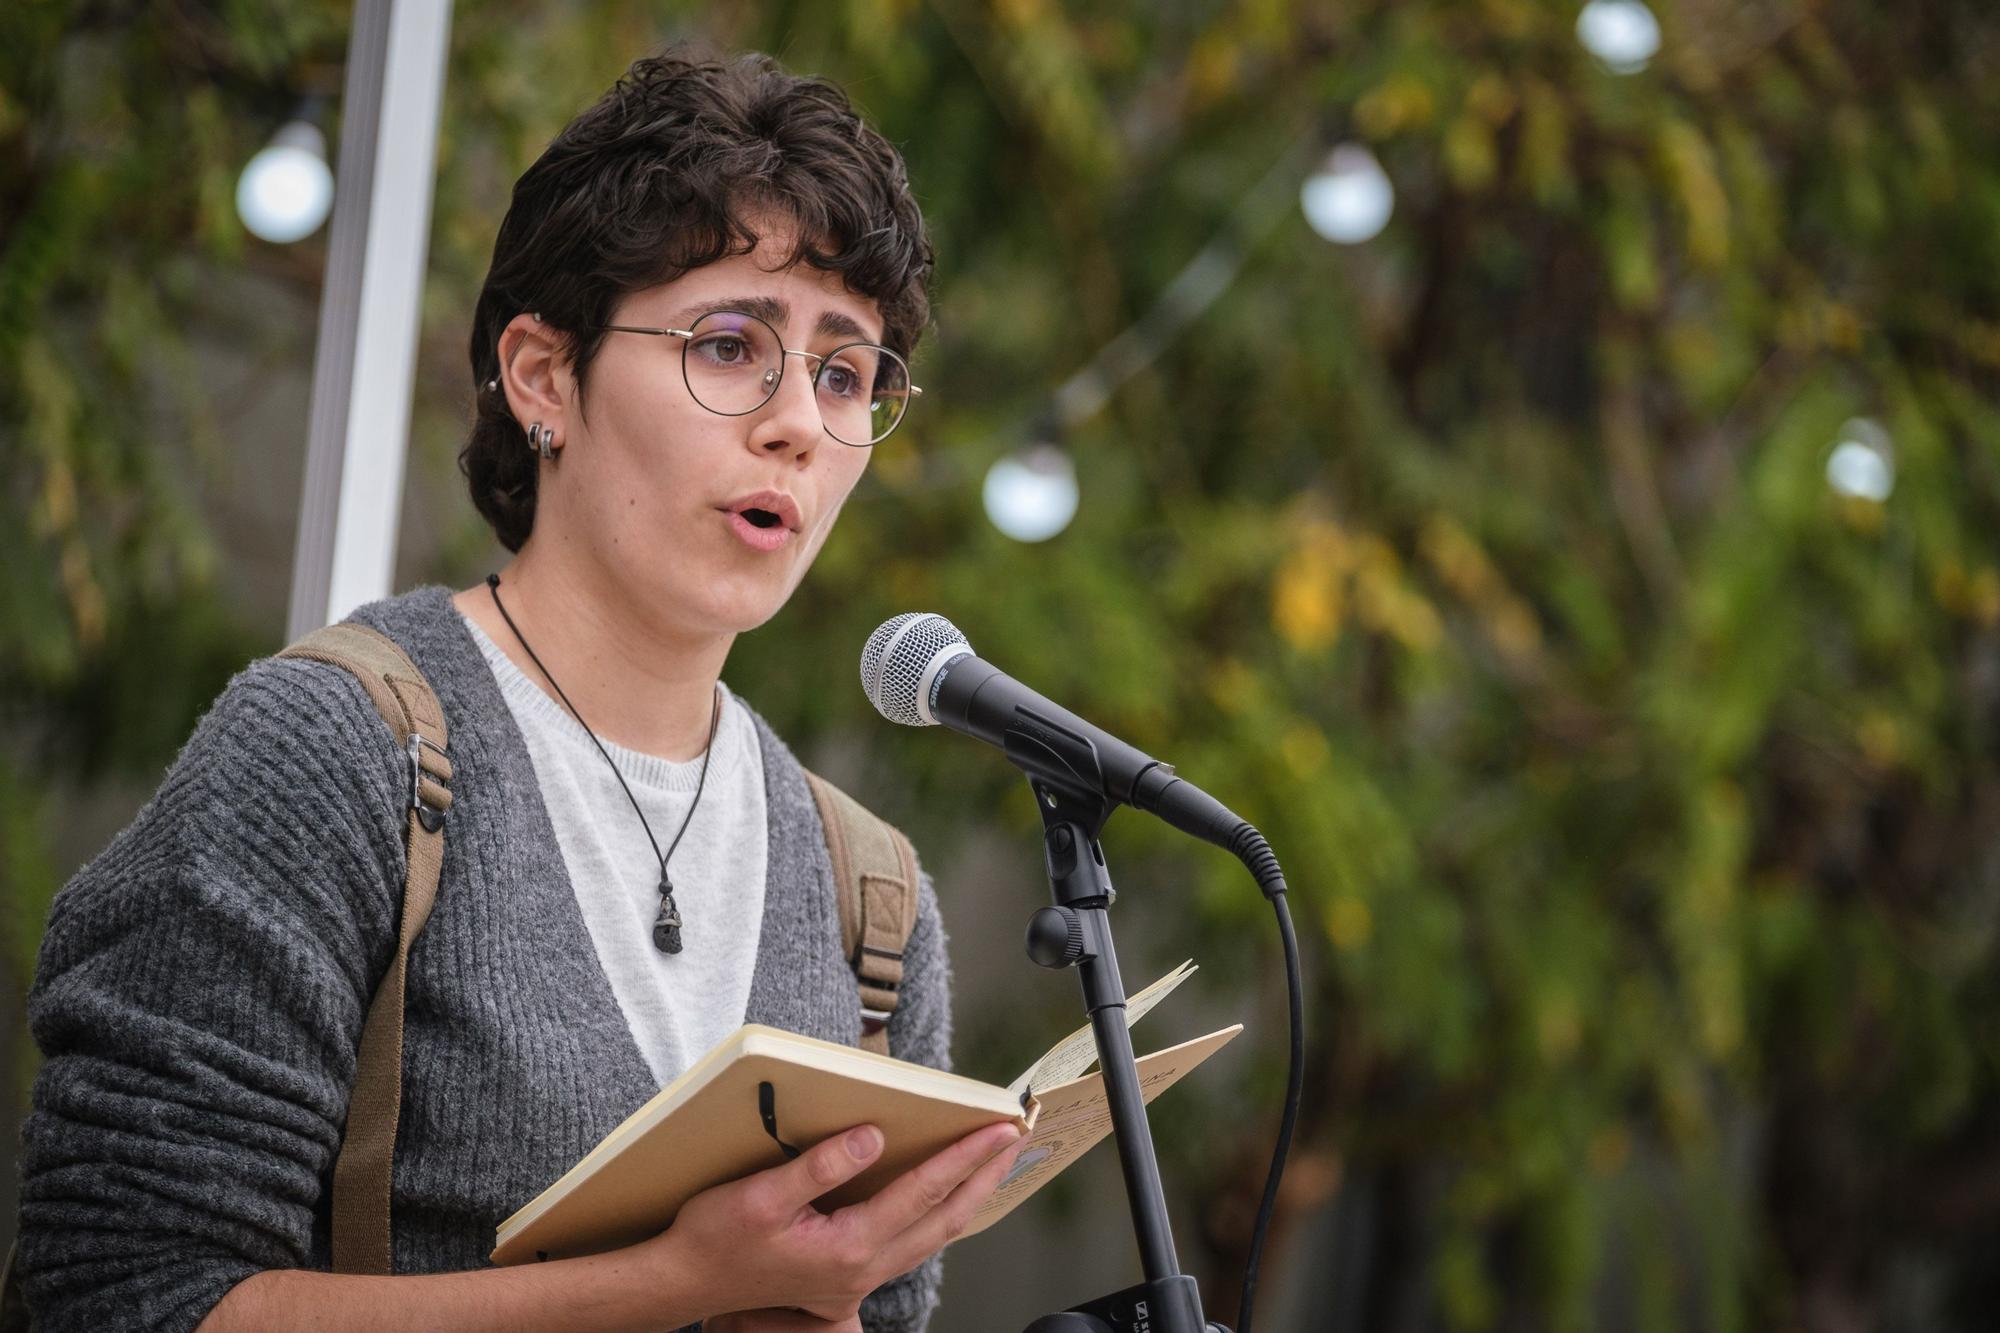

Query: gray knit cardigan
[17,586,951,1332]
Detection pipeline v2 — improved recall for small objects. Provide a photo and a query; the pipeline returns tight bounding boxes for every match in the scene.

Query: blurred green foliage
[5,1,2000,1329]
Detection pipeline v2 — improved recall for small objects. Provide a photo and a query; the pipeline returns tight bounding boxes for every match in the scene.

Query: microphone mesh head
[860,612,970,727]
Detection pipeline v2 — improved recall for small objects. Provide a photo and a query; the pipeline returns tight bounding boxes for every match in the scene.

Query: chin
[656,553,815,638]
[695,583,796,637]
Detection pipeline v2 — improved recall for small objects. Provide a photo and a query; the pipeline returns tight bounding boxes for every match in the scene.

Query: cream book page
[969,1023,1242,1238]
[1005,959,1199,1100]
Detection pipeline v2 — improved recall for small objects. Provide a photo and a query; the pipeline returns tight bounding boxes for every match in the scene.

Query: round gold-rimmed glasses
[596,309,921,446]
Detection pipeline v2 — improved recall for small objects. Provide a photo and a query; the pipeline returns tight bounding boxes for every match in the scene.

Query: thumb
[769,1123,884,1212]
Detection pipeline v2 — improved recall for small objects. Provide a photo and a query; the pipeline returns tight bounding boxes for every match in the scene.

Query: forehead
[628,242,885,343]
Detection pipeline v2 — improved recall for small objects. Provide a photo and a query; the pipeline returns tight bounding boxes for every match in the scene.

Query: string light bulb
[237,121,334,243]
[984,445,1080,543]
[1300,144,1394,245]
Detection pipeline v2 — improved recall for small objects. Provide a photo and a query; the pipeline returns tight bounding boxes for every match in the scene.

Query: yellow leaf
[1857,710,1902,769]
[1443,113,1497,191]
[1821,300,1864,351]
[1421,514,1497,600]
[1517,80,1573,206]
[1658,119,1731,268]
[1186,32,1240,104]
[1354,75,1435,139]
[1271,521,1350,653]
[993,0,1043,28]
[1272,557,1343,651]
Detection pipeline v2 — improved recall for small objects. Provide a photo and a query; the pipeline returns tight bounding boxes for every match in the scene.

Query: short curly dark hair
[460,47,933,552]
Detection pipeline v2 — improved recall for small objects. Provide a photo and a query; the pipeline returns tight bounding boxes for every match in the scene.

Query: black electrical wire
[1226,826,1304,1333]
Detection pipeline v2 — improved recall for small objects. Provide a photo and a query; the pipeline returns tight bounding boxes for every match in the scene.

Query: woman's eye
[696,335,750,364]
[820,364,862,399]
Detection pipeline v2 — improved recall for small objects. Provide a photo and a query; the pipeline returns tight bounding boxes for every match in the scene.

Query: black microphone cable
[1226,824,1303,1333]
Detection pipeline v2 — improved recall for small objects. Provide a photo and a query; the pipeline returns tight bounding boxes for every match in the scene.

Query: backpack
[0,621,922,1307]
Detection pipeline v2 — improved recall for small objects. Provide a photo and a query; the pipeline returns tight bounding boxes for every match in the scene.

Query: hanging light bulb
[1826,417,1894,503]
[236,121,334,244]
[983,444,1080,543]
[1300,144,1394,245]
[1576,0,1662,75]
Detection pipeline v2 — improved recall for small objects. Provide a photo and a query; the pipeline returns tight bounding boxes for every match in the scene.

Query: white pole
[288,0,454,639]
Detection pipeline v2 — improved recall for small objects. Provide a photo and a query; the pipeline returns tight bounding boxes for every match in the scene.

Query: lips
[722,490,803,532]
[721,490,803,553]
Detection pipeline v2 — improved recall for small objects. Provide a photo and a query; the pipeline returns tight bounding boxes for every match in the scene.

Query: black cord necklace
[486,573,720,955]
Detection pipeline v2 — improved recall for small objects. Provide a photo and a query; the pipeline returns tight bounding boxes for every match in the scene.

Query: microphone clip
[1008,715,1116,836]
[1031,779,1116,910]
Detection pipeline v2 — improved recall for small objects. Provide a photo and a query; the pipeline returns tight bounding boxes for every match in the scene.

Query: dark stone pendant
[652,871,684,955]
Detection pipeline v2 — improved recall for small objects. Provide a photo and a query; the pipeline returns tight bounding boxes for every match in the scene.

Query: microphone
[864,613,1303,1333]
[859,612,1249,852]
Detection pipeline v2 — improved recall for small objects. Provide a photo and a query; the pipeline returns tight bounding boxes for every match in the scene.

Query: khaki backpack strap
[803,770,920,1057]
[279,622,452,1277]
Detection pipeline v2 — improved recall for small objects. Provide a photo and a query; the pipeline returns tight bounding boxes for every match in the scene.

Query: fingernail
[847,1125,884,1161]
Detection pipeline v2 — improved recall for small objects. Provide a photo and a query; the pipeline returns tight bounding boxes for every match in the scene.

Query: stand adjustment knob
[1026,906,1087,969]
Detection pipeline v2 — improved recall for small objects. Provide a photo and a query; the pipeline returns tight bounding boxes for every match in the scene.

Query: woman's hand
[651,1118,1026,1323]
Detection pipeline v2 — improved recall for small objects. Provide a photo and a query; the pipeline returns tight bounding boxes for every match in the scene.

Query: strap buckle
[851,942,905,970]
[407,733,450,833]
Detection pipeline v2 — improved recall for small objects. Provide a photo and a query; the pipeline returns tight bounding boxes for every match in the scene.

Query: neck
[454,550,732,762]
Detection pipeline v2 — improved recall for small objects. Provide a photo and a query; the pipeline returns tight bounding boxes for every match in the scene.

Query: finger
[839,1120,1021,1238]
[879,1129,1030,1270]
[745,1123,885,1219]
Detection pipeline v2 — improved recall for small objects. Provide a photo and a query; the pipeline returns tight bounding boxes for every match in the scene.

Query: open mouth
[740,508,782,530]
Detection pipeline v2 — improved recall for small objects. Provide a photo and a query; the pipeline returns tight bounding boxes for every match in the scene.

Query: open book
[491,960,1238,1265]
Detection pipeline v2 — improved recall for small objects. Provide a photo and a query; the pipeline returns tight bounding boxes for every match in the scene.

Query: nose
[747,351,826,461]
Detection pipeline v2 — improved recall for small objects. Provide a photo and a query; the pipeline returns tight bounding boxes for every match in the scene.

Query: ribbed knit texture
[18,586,952,1333]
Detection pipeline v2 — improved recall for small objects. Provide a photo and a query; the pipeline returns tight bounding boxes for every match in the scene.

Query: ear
[497,313,574,442]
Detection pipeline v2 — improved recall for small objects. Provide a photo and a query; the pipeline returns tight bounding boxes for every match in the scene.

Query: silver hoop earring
[528,423,551,460]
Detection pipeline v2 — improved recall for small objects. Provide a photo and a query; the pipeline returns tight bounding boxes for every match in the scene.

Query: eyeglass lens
[681,310,911,445]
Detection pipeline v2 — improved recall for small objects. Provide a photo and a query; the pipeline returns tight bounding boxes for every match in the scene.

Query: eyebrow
[676,297,874,343]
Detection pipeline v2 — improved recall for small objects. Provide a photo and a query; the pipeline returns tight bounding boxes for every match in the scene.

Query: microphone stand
[1018,775,1230,1333]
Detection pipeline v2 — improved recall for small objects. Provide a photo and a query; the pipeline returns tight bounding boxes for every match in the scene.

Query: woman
[18,48,1018,1333]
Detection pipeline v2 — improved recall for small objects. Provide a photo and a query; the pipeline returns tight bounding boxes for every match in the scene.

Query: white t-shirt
[462,612,768,1088]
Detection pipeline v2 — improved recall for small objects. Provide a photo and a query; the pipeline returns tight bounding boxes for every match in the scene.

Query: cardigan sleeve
[858,865,954,1333]
[17,657,408,1333]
